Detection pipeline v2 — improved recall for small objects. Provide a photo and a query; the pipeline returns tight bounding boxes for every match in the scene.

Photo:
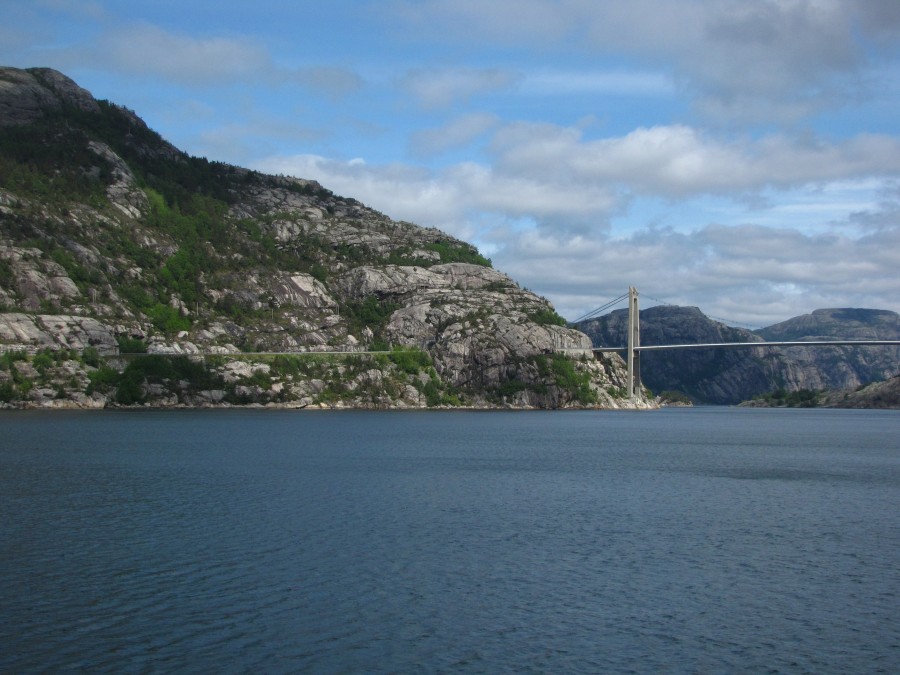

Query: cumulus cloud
[256,120,900,240]
[256,150,622,238]
[492,222,900,326]
[257,154,475,236]
[489,123,900,198]
[390,0,900,123]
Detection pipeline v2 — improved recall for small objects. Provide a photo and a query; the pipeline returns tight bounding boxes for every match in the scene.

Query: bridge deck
[592,340,900,353]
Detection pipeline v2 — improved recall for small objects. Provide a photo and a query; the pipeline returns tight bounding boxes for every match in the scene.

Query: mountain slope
[0,66,650,409]
[577,305,899,404]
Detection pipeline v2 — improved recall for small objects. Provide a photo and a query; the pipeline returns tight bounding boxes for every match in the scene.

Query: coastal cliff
[0,66,653,409]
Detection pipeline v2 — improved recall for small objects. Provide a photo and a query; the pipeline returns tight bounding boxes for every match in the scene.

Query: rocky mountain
[578,305,900,405]
[820,374,900,409]
[0,66,652,409]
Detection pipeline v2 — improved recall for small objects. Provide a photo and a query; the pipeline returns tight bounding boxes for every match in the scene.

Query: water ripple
[1,408,898,673]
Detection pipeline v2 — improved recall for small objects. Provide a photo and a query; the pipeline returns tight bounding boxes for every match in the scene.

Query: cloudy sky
[5,1,900,325]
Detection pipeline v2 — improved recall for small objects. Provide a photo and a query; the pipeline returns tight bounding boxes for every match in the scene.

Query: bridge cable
[642,294,760,330]
[571,294,629,324]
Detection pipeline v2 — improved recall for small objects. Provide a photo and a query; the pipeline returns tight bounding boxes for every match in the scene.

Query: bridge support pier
[626,286,641,399]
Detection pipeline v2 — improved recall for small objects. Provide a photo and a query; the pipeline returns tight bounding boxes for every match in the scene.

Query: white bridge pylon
[626,286,640,400]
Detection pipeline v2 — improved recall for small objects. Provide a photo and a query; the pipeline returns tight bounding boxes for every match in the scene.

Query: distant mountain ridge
[0,66,653,409]
[577,305,900,404]
[757,308,900,341]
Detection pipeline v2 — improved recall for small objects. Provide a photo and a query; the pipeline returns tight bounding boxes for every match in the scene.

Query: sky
[5,0,900,326]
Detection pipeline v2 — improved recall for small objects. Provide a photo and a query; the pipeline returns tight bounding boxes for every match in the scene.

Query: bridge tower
[626,286,641,399]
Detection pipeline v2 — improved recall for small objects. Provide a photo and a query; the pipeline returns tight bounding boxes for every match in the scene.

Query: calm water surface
[1,407,898,673]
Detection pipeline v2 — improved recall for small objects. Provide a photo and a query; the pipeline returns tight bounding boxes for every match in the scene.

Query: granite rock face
[0,66,652,409]
[0,67,99,126]
[821,374,900,409]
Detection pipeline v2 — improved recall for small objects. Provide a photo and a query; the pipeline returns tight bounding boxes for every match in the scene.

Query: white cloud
[490,123,900,198]
[390,0,900,123]
[400,67,519,108]
[492,222,900,326]
[409,113,499,157]
[79,23,273,85]
[255,151,621,239]
[20,1,897,326]
[57,22,363,97]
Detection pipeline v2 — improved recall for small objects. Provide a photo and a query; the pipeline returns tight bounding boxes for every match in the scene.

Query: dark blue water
[1,408,898,673]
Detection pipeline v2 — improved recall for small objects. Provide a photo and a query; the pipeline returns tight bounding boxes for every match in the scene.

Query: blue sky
[5,0,900,325]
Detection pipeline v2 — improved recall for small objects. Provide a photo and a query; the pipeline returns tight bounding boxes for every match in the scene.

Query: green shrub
[388,346,431,375]
[548,354,597,405]
[32,351,54,374]
[424,241,491,267]
[87,366,121,394]
[146,303,191,333]
[0,381,18,402]
[659,390,691,404]
[497,380,527,398]
[82,346,101,367]
[527,308,568,327]
[116,336,147,354]
[1,351,28,369]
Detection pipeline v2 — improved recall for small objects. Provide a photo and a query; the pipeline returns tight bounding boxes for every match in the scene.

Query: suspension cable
[643,294,759,329]
[571,293,629,324]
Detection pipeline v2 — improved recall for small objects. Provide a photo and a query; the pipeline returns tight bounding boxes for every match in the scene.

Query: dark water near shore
[1,408,898,673]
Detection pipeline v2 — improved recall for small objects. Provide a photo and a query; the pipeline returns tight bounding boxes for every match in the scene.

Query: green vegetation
[527,308,568,327]
[491,354,598,405]
[0,80,615,411]
[116,336,148,354]
[659,390,692,405]
[424,241,492,267]
[112,355,226,405]
[81,346,101,367]
[540,354,597,405]
[341,297,401,345]
[0,112,109,205]
[387,345,431,374]
[753,388,821,407]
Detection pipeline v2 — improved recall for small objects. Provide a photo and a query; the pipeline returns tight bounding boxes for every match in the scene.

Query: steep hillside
[579,306,785,404]
[0,66,651,409]
[578,305,899,404]
[820,375,900,409]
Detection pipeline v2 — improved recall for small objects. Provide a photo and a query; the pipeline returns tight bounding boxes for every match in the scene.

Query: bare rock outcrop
[0,66,652,410]
[0,313,117,352]
[0,67,99,126]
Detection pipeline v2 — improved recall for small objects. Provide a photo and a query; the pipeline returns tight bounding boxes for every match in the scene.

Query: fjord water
[1,408,897,673]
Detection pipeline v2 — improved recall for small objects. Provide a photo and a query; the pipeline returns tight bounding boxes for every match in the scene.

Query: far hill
[577,305,900,404]
[756,308,900,341]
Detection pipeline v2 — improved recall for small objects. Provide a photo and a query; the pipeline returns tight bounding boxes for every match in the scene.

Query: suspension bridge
[583,287,900,399]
